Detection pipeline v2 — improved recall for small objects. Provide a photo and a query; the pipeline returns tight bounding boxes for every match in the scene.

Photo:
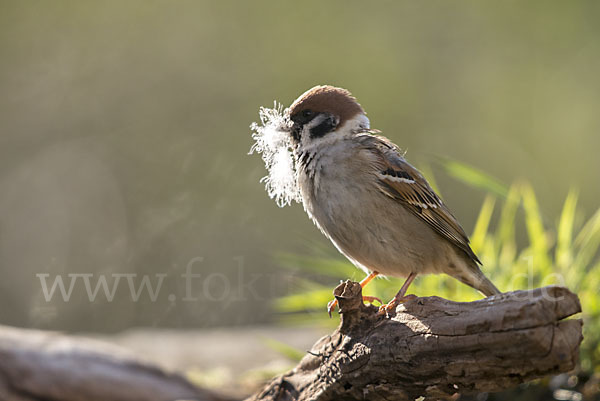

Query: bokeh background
[1,1,599,397]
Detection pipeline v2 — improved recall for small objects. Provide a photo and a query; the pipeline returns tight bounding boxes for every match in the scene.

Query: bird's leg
[327,271,381,317]
[378,272,417,316]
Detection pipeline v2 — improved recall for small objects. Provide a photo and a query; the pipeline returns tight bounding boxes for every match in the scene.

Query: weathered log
[0,325,229,401]
[248,282,582,401]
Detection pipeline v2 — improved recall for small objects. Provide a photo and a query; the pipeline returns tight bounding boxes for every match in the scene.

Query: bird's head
[286,85,370,147]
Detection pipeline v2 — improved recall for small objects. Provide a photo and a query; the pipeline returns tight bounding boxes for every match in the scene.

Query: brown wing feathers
[360,134,481,265]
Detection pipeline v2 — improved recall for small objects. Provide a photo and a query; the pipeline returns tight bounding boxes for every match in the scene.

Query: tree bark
[248,282,583,401]
[0,325,229,401]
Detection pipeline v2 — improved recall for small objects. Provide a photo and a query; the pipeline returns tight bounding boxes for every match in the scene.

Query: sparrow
[258,85,501,317]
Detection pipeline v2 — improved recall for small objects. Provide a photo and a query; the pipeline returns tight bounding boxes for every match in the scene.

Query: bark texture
[0,325,229,401]
[248,282,583,401]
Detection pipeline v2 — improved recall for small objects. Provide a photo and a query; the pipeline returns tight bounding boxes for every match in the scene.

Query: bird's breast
[296,145,447,277]
[298,147,382,246]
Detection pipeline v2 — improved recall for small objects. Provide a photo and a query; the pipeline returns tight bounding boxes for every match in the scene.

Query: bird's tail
[456,265,501,297]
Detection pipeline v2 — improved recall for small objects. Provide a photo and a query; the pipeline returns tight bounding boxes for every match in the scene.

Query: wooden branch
[0,325,229,401]
[248,282,583,401]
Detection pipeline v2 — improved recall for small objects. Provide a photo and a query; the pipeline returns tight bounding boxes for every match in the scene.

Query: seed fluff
[249,102,300,207]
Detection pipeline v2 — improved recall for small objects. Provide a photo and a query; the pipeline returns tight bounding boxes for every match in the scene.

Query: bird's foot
[377,294,417,317]
[327,295,382,317]
[326,299,337,317]
[362,295,383,305]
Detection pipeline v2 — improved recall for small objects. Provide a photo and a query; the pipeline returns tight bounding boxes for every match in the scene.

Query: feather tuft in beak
[249,102,301,207]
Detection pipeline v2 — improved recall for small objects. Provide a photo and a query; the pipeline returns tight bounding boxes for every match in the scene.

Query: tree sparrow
[251,85,501,316]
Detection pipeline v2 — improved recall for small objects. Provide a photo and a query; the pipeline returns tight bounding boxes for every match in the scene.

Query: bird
[278,85,501,316]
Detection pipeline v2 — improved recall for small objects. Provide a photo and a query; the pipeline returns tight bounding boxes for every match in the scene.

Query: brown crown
[287,85,365,125]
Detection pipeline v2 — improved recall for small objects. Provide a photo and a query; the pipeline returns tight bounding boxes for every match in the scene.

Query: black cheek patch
[310,117,337,138]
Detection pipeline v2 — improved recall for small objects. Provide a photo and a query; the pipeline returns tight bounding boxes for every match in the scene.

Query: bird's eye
[290,109,317,126]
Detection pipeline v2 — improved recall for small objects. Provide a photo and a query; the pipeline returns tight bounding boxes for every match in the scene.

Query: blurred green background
[0,0,599,336]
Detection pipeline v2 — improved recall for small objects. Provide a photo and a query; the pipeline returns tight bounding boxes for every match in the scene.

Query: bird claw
[327,299,338,318]
[377,301,397,317]
[377,294,417,317]
[362,295,383,305]
[327,296,383,318]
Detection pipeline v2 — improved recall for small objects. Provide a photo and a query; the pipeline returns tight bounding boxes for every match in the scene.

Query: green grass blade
[437,157,508,197]
[520,182,551,275]
[573,207,600,272]
[260,337,306,362]
[496,184,520,266]
[470,194,496,255]
[556,189,578,270]
[274,287,332,312]
[418,162,441,195]
[496,184,520,246]
[275,252,357,278]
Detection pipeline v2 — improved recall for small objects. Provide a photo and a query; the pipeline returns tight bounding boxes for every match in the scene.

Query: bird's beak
[281,113,297,138]
[282,112,293,132]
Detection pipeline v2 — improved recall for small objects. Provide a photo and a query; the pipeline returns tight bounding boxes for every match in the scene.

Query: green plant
[274,160,600,373]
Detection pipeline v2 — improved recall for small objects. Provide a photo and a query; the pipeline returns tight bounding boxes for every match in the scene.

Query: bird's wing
[357,133,481,265]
